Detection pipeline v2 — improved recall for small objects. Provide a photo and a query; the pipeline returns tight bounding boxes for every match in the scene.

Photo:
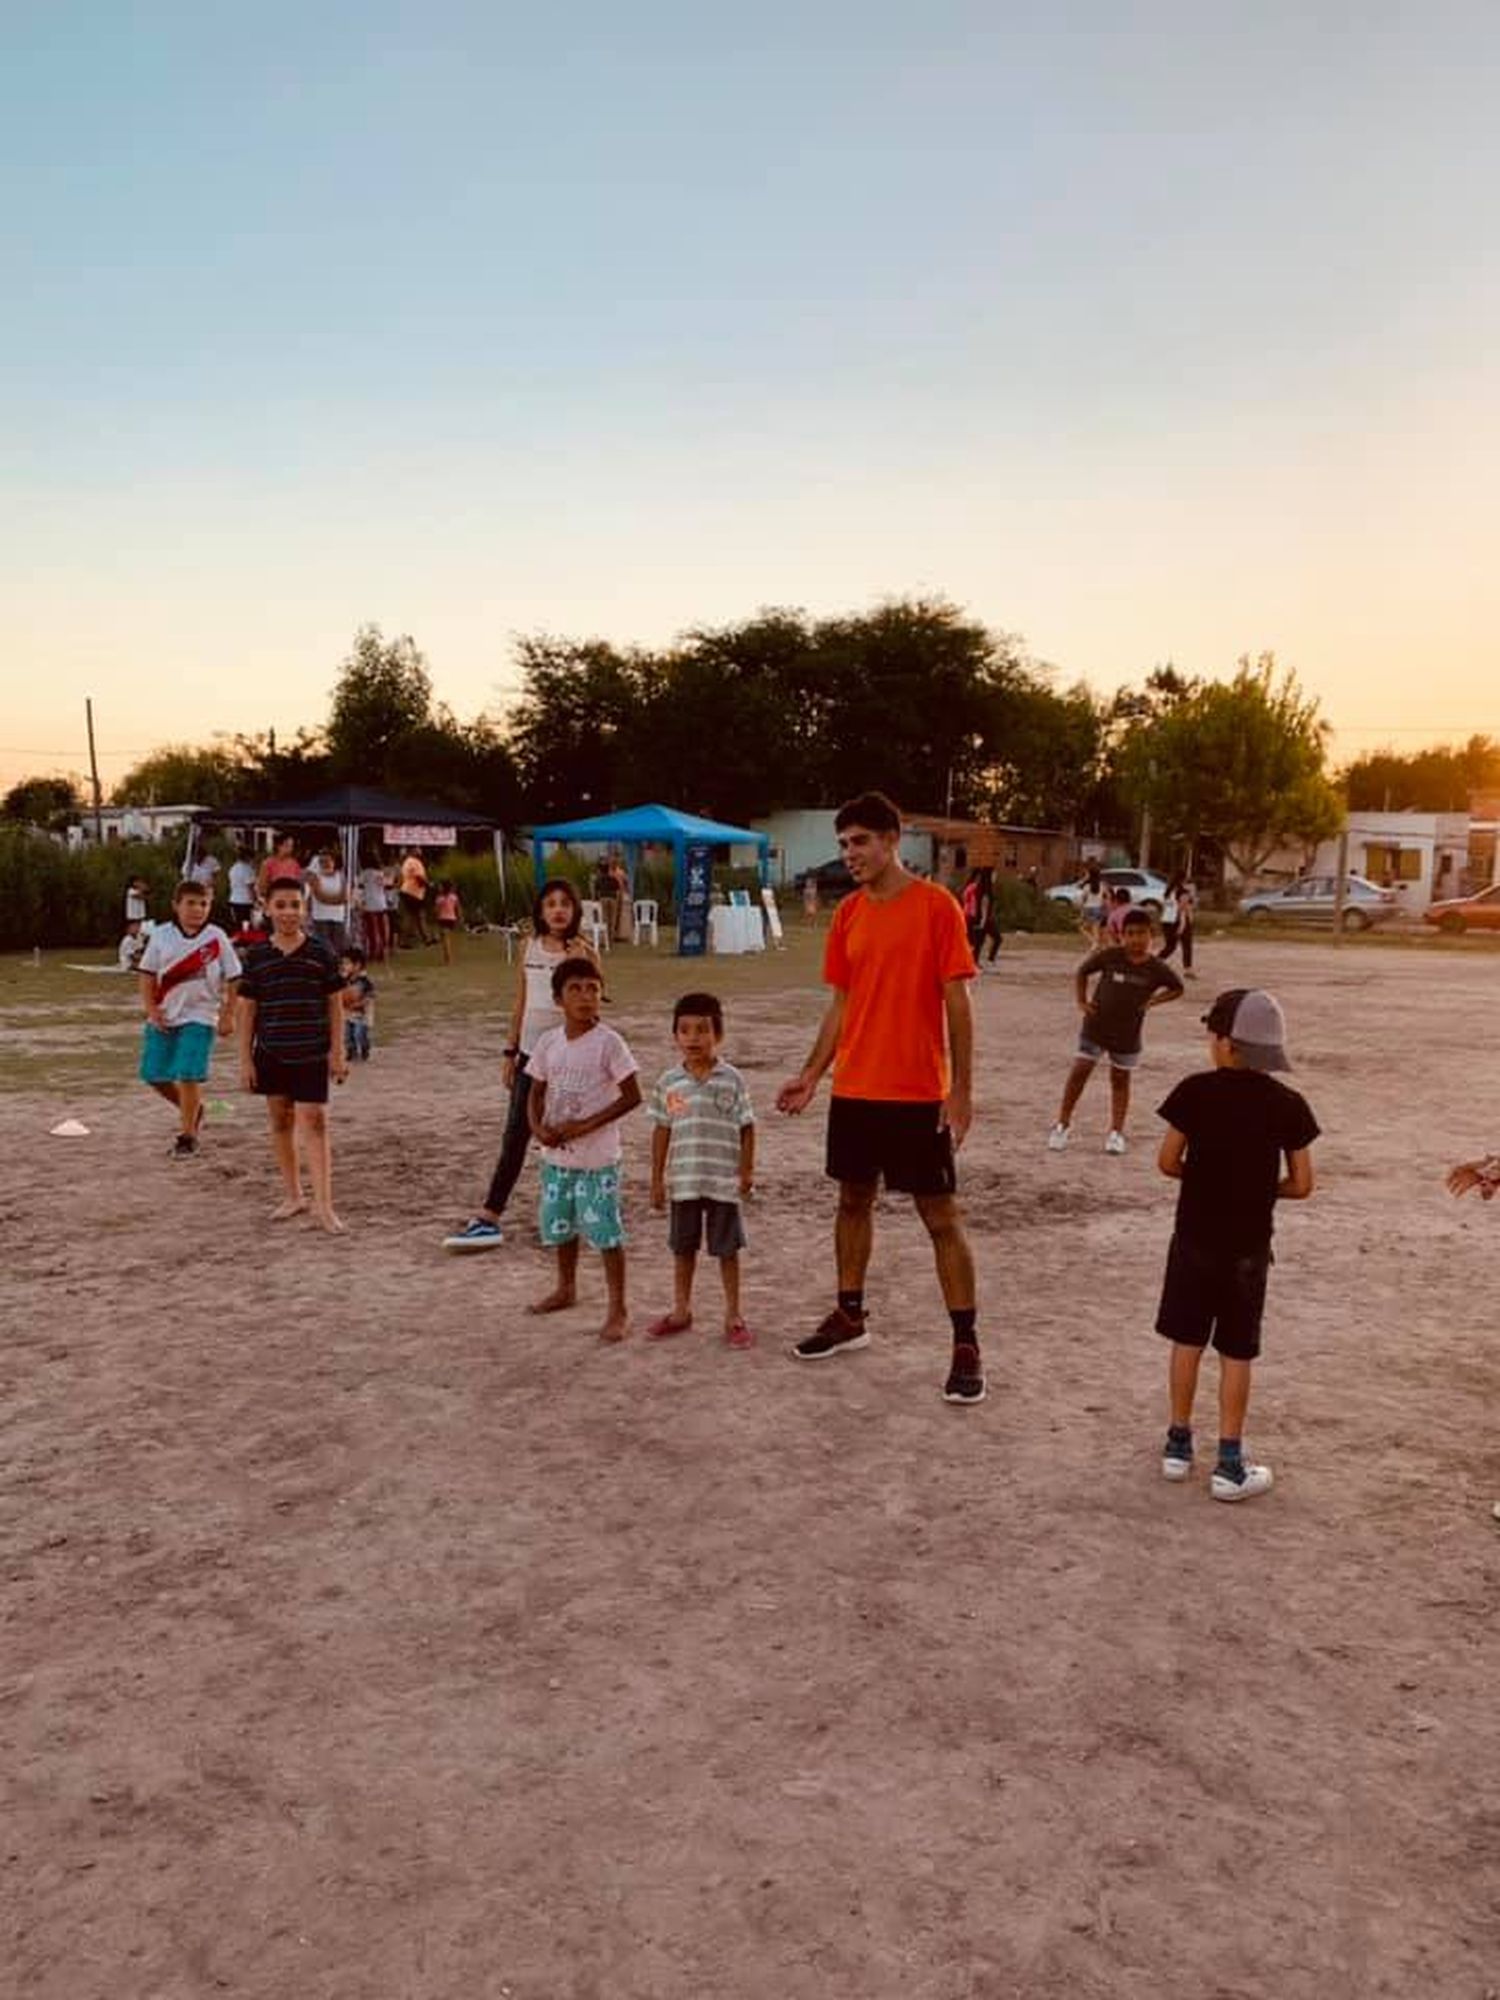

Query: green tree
[506,636,653,820]
[325,625,434,781]
[2,775,81,830]
[1120,654,1342,877]
[113,743,250,807]
[1340,735,1500,812]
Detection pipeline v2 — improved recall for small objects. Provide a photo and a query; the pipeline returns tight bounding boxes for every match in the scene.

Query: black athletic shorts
[253,1051,331,1105]
[1154,1232,1271,1361]
[826,1097,957,1197]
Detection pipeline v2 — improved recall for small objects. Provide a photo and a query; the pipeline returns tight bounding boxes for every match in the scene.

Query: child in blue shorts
[138,880,241,1157]
[525,956,641,1342]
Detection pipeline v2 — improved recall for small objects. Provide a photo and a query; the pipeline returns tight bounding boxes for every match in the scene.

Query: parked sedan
[1422,883,1500,934]
[1239,874,1398,931]
[1048,867,1171,915]
[792,856,856,901]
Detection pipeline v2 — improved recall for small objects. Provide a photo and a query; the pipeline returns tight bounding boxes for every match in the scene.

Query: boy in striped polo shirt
[236,879,348,1232]
[647,992,757,1348]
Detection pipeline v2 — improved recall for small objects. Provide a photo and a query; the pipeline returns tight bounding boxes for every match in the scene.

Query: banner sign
[383,824,455,846]
[760,885,785,944]
[677,843,713,957]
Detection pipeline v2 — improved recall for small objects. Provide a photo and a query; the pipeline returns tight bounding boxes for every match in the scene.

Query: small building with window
[1308,811,1469,914]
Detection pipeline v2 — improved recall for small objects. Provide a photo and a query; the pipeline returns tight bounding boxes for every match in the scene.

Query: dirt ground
[3,928,1499,1999]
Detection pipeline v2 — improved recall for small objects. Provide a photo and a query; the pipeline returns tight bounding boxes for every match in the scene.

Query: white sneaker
[1104,1130,1127,1155]
[1046,1123,1070,1152]
[1211,1461,1274,1502]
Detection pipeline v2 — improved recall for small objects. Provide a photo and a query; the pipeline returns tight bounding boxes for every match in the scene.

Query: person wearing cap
[1047,907,1183,1156]
[1153,987,1320,1501]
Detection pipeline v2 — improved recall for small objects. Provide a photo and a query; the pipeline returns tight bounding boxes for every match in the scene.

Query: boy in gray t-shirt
[1047,909,1182,1156]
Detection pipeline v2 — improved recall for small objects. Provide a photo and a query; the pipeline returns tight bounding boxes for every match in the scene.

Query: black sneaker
[171,1133,199,1159]
[792,1307,870,1360]
[942,1343,986,1404]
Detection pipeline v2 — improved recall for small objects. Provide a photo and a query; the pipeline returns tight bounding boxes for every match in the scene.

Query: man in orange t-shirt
[776,791,984,1403]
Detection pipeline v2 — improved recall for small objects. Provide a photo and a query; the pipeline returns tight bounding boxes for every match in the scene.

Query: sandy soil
[3,934,1499,1999]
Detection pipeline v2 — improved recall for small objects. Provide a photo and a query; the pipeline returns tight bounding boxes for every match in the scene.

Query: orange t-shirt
[823,878,975,1101]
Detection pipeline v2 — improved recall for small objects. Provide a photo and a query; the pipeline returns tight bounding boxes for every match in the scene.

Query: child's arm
[217,978,238,1037]
[138,970,163,1029]
[1277,1147,1315,1200]
[739,1122,756,1197]
[1447,1155,1500,1199]
[553,1075,643,1146]
[1157,1126,1187,1179]
[528,1078,549,1141]
[236,994,258,1089]
[327,991,347,1080]
[650,1125,670,1209]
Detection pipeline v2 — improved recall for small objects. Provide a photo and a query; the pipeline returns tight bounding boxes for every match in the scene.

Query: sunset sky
[3,1,1495,797]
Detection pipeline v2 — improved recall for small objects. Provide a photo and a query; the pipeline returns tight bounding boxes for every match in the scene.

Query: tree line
[7,603,1492,874]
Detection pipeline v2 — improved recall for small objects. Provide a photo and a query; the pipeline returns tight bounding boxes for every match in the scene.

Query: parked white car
[1048,867,1171,916]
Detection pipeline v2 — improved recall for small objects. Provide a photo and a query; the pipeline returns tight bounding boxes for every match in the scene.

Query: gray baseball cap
[1202,988,1292,1072]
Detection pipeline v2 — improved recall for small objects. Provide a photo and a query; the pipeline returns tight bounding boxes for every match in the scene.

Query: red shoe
[726,1319,755,1349]
[646,1313,693,1339]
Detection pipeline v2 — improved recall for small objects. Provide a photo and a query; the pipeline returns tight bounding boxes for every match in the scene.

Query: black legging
[1159,919,1194,969]
[483,1057,535,1216]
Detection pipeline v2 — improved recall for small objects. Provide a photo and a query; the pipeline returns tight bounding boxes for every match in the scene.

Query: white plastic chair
[632,899,660,946]
[579,899,610,953]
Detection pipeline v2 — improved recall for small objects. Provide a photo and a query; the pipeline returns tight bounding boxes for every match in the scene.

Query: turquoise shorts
[539,1161,626,1251]
[140,1021,216,1085]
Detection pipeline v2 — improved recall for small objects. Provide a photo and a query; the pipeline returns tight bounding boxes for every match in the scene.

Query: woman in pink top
[434,881,463,964]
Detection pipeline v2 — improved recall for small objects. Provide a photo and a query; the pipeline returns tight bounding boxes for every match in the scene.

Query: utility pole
[84,698,104,842]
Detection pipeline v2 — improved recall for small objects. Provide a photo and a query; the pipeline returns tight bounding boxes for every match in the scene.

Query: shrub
[0,832,185,951]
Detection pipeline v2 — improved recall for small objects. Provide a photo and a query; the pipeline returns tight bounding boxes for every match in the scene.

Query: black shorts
[826,1097,956,1197]
[1154,1233,1271,1361]
[253,1051,330,1105]
[668,1198,746,1259]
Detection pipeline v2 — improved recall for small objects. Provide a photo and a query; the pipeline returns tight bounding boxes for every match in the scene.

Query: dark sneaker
[1161,1429,1194,1481]
[792,1307,870,1360]
[171,1133,199,1159]
[942,1342,986,1404]
[443,1218,503,1251]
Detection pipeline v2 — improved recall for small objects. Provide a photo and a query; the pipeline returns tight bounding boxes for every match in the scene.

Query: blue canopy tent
[529,804,770,945]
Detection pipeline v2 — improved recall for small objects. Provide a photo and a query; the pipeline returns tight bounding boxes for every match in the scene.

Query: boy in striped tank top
[647,992,757,1348]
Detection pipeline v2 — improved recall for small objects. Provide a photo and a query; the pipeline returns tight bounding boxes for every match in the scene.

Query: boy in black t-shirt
[1155,988,1319,1501]
[236,881,348,1232]
[1047,909,1183,1155]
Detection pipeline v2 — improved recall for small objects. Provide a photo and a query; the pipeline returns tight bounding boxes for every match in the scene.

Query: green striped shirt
[648,1060,754,1204]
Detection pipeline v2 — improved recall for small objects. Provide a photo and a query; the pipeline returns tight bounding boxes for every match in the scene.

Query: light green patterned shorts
[539,1161,626,1251]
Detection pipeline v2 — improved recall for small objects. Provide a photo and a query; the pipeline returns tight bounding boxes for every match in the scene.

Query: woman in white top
[1158,870,1197,974]
[304,847,348,951]
[357,854,391,962]
[442,878,602,1249]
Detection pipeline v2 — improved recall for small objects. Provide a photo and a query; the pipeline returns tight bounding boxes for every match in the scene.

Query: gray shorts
[1077,1033,1140,1071]
[669,1198,745,1259]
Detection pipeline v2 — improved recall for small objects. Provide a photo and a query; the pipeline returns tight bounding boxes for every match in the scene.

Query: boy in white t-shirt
[525,957,641,1342]
[138,880,242,1157]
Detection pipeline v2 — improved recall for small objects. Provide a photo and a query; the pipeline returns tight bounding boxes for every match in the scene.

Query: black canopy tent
[183,786,508,911]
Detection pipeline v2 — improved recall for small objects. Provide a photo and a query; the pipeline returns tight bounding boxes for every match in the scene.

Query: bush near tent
[0,830,183,951]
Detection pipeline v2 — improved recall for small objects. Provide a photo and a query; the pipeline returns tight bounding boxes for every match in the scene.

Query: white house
[750,809,928,884]
[1309,810,1469,914]
[69,803,205,845]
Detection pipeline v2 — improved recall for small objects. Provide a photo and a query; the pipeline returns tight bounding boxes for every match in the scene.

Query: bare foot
[312,1207,346,1235]
[527,1290,577,1315]
[599,1314,630,1344]
[271,1198,308,1221]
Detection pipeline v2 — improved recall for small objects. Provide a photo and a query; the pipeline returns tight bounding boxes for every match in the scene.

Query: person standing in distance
[775,791,984,1403]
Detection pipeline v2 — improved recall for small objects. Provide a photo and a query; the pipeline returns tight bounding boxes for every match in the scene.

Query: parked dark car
[1422,884,1500,934]
[793,857,856,901]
